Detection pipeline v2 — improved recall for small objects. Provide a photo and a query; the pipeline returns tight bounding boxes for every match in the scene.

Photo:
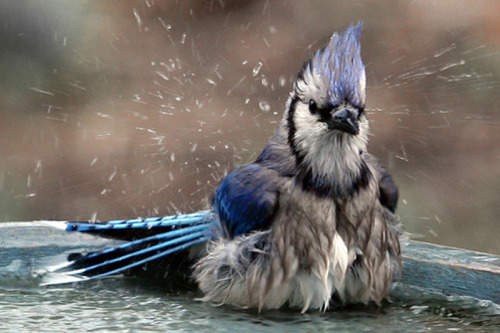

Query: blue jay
[44,23,400,312]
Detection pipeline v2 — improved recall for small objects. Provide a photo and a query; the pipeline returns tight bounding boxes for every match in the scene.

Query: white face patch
[291,95,369,189]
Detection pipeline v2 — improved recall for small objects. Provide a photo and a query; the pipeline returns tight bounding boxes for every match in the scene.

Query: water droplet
[133,8,143,32]
[259,101,270,112]
[206,78,217,86]
[253,62,263,76]
[279,75,287,87]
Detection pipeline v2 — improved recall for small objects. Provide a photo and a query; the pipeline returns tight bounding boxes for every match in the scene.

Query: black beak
[326,108,359,135]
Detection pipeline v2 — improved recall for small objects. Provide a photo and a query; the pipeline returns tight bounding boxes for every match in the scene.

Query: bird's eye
[308,100,318,114]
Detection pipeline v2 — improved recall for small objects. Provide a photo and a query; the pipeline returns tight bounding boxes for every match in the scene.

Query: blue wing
[214,162,280,238]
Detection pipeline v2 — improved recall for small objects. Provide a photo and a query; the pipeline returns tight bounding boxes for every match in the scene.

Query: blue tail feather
[84,224,211,261]
[64,210,215,241]
[43,211,216,285]
[84,237,208,279]
[65,224,211,274]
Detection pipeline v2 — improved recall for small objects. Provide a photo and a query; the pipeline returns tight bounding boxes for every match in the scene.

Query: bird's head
[287,23,368,162]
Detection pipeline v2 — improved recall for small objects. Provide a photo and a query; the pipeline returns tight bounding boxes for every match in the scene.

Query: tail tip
[40,272,90,286]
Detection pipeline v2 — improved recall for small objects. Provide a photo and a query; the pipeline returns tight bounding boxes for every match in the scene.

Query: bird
[42,23,401,313]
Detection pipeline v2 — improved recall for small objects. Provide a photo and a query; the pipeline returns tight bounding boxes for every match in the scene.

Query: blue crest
[307,23,365,107]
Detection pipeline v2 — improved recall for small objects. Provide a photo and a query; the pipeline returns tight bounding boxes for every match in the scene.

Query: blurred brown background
[0,1,498,254]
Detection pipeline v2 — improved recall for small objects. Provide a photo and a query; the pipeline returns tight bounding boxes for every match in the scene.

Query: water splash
[133,8,143,32]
